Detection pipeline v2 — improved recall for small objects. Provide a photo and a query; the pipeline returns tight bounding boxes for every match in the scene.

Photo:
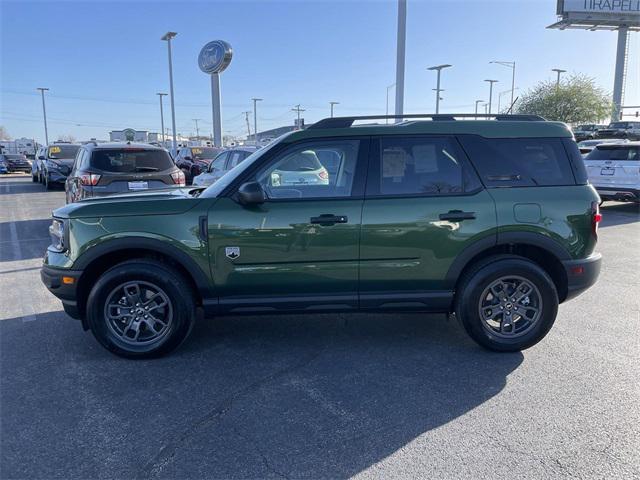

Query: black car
[0,154,31,173]
[40,143,81,190]
[174,146,225,184]
[596,121,640,140]
[65,142,186,203]
[573,124,606,142]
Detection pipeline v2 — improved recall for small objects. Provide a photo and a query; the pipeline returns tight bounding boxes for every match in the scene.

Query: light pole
[156,93,167,144]
[552,68,566,87]
[161,31,178,153]
[251,98,262,144]
[395,0,407,120]
[484,79,498,115]
[36,87,49,145]
[386,83,395,123]
[474,99,485,120]
[490,61,516,110]
[329,101,339,117]
[427,64,452,114]
[292,104,305,129]
[192,119,202,139]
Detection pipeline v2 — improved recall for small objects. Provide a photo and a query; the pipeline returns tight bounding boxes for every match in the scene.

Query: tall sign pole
[612,27,629,120]
[198,40,233,147]
[161,32,178,153]
[394,0,407,121]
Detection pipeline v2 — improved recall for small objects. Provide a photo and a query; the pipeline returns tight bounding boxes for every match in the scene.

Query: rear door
[585,145,640,189]
[208,138,368,313]
[359,135,496,310]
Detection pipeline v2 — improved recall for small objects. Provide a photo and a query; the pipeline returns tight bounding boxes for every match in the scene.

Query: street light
[329,101,339,118]
[161,31,178,153]
[36,87,49,145]
[252,98,263,144]
[474,99,485,120]
[490,61,516,111]
[552,68,566,87]
[427,64,452,114]
[484,79,499,115]
[386,83,396,124]
[156,93,167,144]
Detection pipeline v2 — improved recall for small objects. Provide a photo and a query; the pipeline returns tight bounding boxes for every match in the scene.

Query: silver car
[192,146,259,187]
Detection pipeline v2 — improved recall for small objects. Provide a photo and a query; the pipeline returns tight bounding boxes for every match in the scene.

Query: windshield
[90,149,175,173]
[608,122,629,129]
[191,147,222,160]
[586,146,640,161]
[4,154,27,160]
[48,145,80,159]
[200,134,291,198]
[577,125,594,131]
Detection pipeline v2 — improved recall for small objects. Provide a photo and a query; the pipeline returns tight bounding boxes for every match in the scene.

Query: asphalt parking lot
[0,173,638,479]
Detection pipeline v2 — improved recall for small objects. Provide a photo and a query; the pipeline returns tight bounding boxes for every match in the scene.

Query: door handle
[439,210,476,221]
[310,214,348,225]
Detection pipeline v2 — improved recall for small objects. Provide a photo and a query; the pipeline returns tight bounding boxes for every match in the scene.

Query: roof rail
[308,113,546,130]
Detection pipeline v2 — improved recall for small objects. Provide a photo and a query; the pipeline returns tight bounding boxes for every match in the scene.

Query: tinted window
[209,152,228,172]
[458,136,576,187]
[228,151,245,169]
[191,147,221,160]
[89,149,175,173]
[256,140,359,199]
[48,145,79,159]
[586,146,640,161]
[374,136,472,196]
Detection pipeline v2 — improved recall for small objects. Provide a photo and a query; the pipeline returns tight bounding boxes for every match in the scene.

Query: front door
[208,137,368,313]
[359,135,497,310]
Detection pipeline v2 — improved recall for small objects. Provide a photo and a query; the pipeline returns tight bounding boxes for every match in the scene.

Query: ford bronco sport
[41,114,602,358]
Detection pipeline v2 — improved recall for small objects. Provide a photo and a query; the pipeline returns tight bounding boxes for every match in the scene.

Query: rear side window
[586,146,639,161]
[89,149,175,173]
[458,136,576,187]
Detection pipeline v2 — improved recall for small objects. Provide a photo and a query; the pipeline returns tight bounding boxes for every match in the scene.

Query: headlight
[49,218,68,252]
[46,160,61,170]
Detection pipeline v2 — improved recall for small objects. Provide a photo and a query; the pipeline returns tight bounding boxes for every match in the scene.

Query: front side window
[255,140,360,199]
[209,152,229,172]
[458,136,576,187]
[375,136,469,196]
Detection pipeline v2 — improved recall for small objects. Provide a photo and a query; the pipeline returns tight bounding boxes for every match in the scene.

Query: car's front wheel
[455,255,559,352]
[86,259,196,358]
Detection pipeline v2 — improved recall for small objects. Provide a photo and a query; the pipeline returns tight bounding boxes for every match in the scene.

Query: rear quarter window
[458,136,577,187]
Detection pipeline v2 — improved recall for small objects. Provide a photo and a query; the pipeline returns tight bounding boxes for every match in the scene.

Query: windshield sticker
[49,146,61,154]
[192,148,203,155]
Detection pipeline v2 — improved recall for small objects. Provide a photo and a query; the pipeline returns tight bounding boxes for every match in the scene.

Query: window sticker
[382,148,407,178]
[192,148,203,155]
[49,146,61,154]
[412,144,439,173]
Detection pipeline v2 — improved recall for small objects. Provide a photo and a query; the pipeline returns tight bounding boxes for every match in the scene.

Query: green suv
[41,114,602,358]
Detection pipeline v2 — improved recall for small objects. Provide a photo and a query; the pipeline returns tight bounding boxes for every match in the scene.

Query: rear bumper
[562,253,602,302]
[595,187,640,202]
[41,265,83,319]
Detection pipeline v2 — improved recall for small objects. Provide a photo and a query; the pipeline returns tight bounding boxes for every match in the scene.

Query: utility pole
[329,101,339,118]
[475,99,485,120]
[36,87,49,145]
[484,79,498,115]
[192,118,201,139]
[394,0,407,120]
[156,93,168,143]
[552,68,566,88]
[161,32,178,153]
[427,64,452,114]
[251,98,262,144]
[292,104,305,130]
[243,111,252,139]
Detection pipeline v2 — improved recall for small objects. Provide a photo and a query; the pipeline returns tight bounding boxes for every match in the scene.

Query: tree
[57,134,77,143]
[0,126,11,141]
[515,74,612,125]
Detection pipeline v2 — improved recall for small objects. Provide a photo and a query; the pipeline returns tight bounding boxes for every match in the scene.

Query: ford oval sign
[198,40,233,74]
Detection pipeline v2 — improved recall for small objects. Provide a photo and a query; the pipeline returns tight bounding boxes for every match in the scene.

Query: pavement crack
[231,426,290,480]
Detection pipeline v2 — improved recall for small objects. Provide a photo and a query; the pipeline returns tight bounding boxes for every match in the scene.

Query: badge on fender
[225,246,240,259]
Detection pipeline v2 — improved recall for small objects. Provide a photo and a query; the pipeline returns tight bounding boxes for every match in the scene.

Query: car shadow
[0,219,51,261]
[599,202,640,228]
[1,310,523,479]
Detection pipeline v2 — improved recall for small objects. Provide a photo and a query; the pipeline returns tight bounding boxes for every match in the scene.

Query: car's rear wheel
[31,173,38,182]
[455,255,559,352]
[86,259,195,358]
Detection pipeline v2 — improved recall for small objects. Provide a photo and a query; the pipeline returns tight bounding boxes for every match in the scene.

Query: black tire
[32,173,38,183]
[455,255,559,352]
[44,174,52,190]
[86,259,196,358]
[182,168,192,185]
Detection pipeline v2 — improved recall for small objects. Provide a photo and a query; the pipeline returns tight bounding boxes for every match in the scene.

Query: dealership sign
[198,40,233,75]
[559,0,640,15]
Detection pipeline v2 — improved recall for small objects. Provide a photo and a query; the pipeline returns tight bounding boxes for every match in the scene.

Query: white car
[192,147,258,187]
[577,138,628,156]
[267,150,329,188]
[584,142,640,203]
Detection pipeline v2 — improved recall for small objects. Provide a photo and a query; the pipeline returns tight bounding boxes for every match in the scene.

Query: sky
[1,0,639,143]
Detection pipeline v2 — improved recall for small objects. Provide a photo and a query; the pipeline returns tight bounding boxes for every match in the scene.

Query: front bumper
[41,265,83,319]
[595,187,640,202]
[46,170,69,184]
[562,253,602,301]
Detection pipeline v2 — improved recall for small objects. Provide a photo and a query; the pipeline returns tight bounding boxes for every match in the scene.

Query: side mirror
[237,181,265,205]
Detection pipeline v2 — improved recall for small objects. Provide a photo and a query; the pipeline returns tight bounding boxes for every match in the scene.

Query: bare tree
[57,134,77,143]
[0,126,11,141]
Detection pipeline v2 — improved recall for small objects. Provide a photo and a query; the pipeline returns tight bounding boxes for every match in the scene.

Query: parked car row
[573,121,640,142]
[0,153,31,173]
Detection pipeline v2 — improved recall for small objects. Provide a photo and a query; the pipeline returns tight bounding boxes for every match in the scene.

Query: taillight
[79,174,101,186]
[591,201,602,238]
[318,169,329,180]
[171,170,186,186]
